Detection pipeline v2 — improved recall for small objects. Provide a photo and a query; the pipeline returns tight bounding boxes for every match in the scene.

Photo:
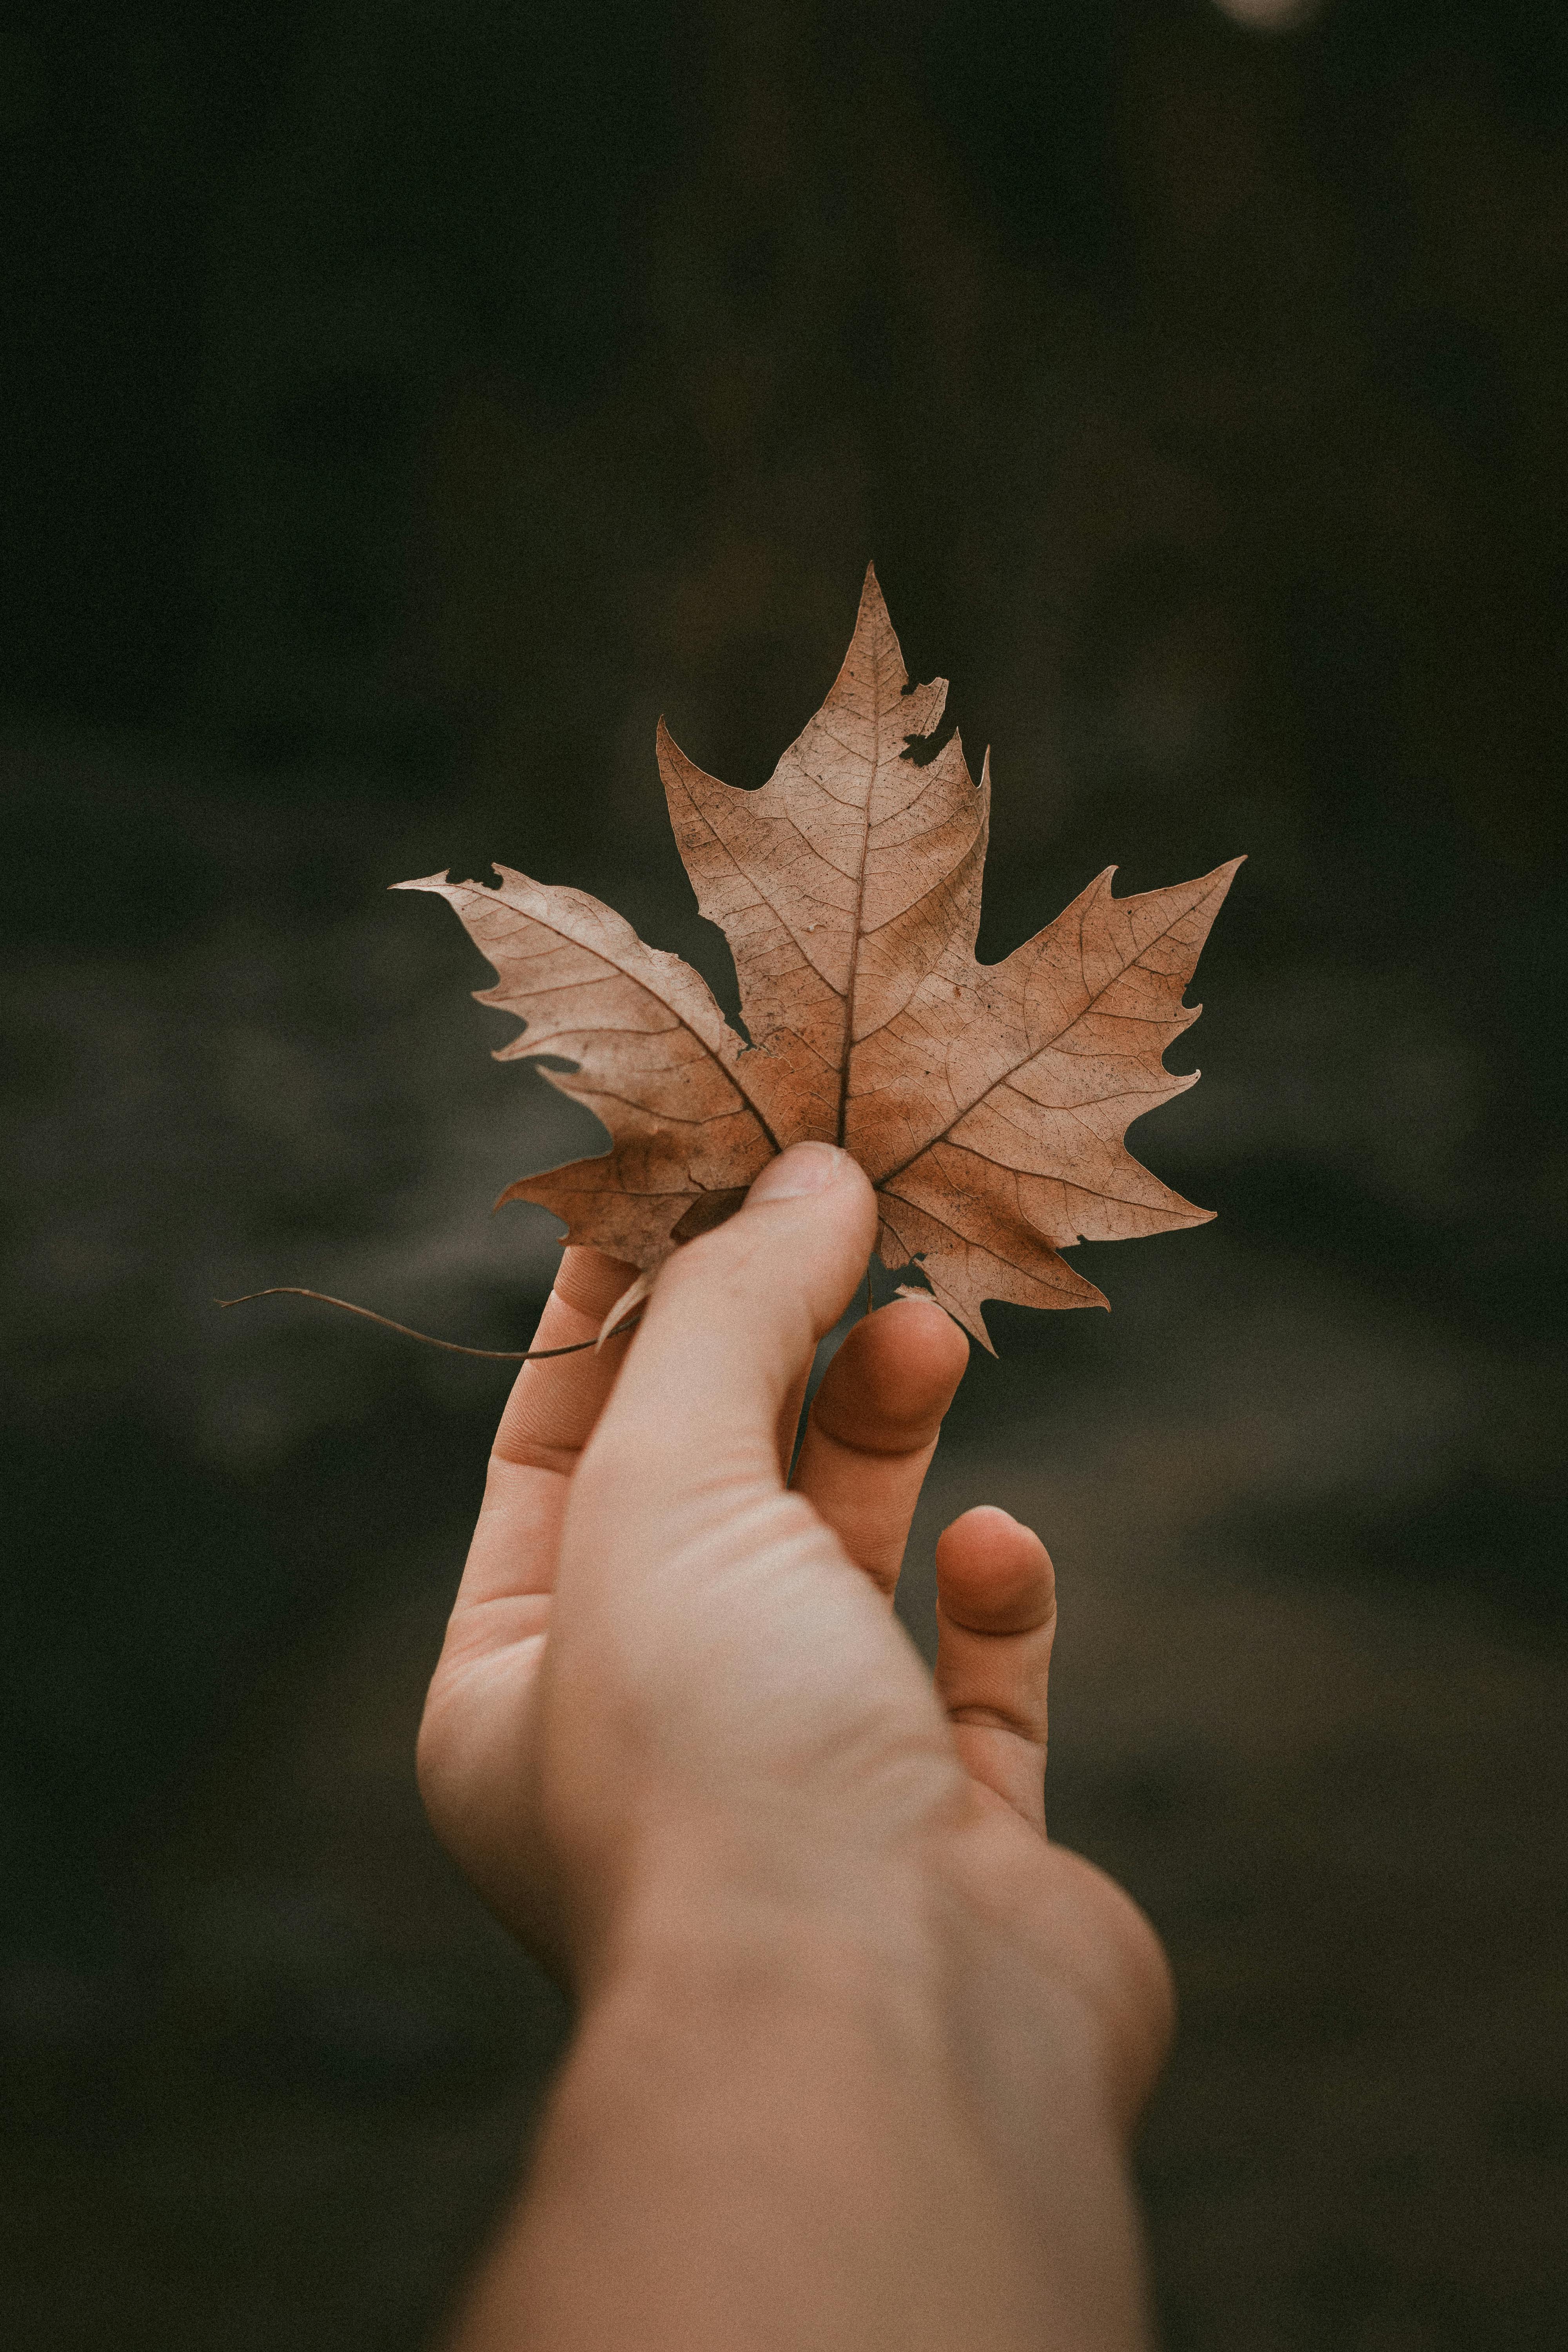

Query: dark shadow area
[3,0,1564,2343]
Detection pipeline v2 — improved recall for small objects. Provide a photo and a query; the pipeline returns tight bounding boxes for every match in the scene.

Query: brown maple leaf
[397,567,1241,1349]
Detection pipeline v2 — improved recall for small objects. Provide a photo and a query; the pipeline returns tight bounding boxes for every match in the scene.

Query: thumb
[575,1144,878,1546]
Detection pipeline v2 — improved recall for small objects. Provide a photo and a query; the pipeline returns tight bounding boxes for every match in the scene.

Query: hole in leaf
[900,721,958,768]
[671,1187,750,1243]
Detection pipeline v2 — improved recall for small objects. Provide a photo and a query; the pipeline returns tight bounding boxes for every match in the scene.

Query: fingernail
[747,1142,846,1203]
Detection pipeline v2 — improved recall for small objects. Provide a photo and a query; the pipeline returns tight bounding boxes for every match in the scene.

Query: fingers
[452,1247,640,1617]
[791,1297,969,1596]
[576,1143,878,1553]
[934,1507,1056,1833]
[491,1247,642,1472]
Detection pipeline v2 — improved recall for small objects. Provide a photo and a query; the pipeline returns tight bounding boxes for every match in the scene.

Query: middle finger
[790,1296,968,1597]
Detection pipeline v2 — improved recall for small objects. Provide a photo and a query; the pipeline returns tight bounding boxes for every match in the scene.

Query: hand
[416,1142,1172,2125]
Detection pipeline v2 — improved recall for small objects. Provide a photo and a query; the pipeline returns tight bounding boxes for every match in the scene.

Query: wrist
[579,1809,1135,2167]
[587,1817,951,2042]
[475,1813,1160,2352]
[527,1828,1154,2352]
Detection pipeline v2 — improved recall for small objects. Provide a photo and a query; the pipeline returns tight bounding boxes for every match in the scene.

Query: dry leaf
[397,568,1241,1348]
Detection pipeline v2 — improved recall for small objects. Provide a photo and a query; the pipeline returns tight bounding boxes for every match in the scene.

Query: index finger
[447,1247,639,1620]
[491,1246,641,1473]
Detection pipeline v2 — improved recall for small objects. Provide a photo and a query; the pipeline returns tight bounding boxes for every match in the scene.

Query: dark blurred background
[3,1,1564,2344]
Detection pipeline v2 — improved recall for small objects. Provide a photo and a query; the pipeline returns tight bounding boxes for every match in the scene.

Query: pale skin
[417,1142,1175,2351]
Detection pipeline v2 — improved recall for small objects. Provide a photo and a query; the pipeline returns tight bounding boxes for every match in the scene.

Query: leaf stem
[214,1287,642,1362]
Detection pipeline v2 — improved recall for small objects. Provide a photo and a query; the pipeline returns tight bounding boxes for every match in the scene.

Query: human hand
[417,1142,1171,2129]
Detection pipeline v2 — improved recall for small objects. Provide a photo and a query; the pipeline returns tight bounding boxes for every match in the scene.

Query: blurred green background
[3,2,1564,2345]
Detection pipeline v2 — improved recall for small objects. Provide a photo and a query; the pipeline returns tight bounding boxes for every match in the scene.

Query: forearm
[441,1872,1154,2352]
